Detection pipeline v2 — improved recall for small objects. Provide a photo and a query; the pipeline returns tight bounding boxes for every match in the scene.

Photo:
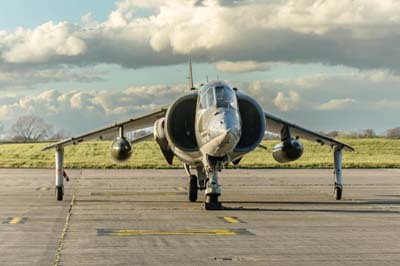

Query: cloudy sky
[0,0,399,136]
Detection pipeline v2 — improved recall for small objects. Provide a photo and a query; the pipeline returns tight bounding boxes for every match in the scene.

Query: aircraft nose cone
[210,129,240,157]
[220,129,236,146]
[212,112,240,137]
[200,109,242,157]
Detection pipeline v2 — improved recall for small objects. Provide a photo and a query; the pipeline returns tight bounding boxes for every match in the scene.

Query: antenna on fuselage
[188,60,195,90]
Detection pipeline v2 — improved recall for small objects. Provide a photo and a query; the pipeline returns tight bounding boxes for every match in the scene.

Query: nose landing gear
[204,194,222,210]
[184,163,223,210]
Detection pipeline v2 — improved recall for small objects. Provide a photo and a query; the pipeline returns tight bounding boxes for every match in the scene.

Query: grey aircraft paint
[43,62,354,210]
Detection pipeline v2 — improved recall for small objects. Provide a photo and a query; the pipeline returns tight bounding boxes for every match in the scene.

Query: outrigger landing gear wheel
[56,186,64,201]
[203,194,222,210]
[334,185,342,200]
[188,175,198,202]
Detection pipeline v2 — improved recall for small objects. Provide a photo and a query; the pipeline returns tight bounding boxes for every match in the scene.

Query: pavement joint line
[53,169,82,266]
[97,228,254,236]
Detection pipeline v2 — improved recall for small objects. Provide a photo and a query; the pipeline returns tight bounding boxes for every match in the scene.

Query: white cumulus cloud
[317,98,357,110]
[215,61,271,73]
[2,22,87,63]
[1,0,400,70]
[273,91,300,111]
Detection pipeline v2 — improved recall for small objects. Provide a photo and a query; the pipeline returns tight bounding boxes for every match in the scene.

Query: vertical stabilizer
[188,60,194,90]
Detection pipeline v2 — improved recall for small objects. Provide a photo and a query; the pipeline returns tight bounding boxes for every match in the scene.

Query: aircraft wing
[42,107,167,151]
[264,112,354,152]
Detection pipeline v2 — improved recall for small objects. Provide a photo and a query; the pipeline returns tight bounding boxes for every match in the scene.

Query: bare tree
[325,130,339,138]
[339,129,378,138]
[362,128,377,138]
[49,129,71,141]
[386,127,400,139]
[10,115,53,141]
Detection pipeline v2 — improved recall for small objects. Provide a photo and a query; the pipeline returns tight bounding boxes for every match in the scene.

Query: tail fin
[188,60,195,90]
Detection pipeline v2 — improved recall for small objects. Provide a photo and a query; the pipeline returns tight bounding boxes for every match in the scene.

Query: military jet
[43,62,354,210]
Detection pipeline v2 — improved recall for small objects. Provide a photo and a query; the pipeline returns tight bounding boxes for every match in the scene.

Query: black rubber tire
[204,194,222,210]
[334,186,342,200]
[188,175,198,202]
[205,194,219,203]
[56,186,64,201]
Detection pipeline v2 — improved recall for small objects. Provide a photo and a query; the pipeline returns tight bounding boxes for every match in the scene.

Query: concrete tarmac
[1,168,400,265]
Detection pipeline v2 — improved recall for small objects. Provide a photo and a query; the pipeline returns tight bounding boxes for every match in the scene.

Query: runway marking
[219,216,246,224]
[97,228,253,236]
[36,187,50,191]
[2,217,27,224]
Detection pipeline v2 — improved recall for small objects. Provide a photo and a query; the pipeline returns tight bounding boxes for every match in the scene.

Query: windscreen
[198,82,238,110]
[215,86,237,109]
[199,87,215,109]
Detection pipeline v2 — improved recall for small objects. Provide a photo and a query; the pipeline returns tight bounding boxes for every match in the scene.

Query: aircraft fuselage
[195,81,241,160]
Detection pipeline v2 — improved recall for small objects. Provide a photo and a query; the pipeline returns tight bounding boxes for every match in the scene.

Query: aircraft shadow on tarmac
[76,199,400,214]
[221,199,400,213]
[222,200,400,205]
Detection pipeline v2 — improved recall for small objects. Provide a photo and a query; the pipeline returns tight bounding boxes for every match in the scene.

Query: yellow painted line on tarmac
[2,217,27,224]
[9,217,22,224]
[98,229,237,236]
[218,216,246,224]
[36,187,50,191]
[223,216,240,224]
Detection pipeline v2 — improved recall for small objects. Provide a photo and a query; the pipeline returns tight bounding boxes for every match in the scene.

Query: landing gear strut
[333,147,343,200]
[55,147,64,201]
[203,162,222,210]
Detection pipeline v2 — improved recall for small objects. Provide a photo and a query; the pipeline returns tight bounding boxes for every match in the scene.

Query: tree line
[0,115,70,142]
[0,115,399,142]
[323,128,400,139]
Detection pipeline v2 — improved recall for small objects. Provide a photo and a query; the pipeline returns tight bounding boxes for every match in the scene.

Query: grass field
[0,138,399,169]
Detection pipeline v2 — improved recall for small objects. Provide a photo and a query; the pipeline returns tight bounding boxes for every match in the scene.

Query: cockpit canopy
[198,81,238,110]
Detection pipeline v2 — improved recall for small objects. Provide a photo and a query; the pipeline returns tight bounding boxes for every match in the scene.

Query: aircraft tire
[56,186,64,201]
[204,194,222,210]
[334,186,342,200]
[188,175,198,202]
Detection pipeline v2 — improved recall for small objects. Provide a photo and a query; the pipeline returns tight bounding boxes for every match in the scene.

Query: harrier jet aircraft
[44,62,354,210]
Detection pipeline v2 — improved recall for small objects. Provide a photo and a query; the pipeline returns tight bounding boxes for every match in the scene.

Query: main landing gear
[185,164,200,202]
[188,175,198,202]
[55,147,64,201]
[56,186,64,201]
[333,147,344,200]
